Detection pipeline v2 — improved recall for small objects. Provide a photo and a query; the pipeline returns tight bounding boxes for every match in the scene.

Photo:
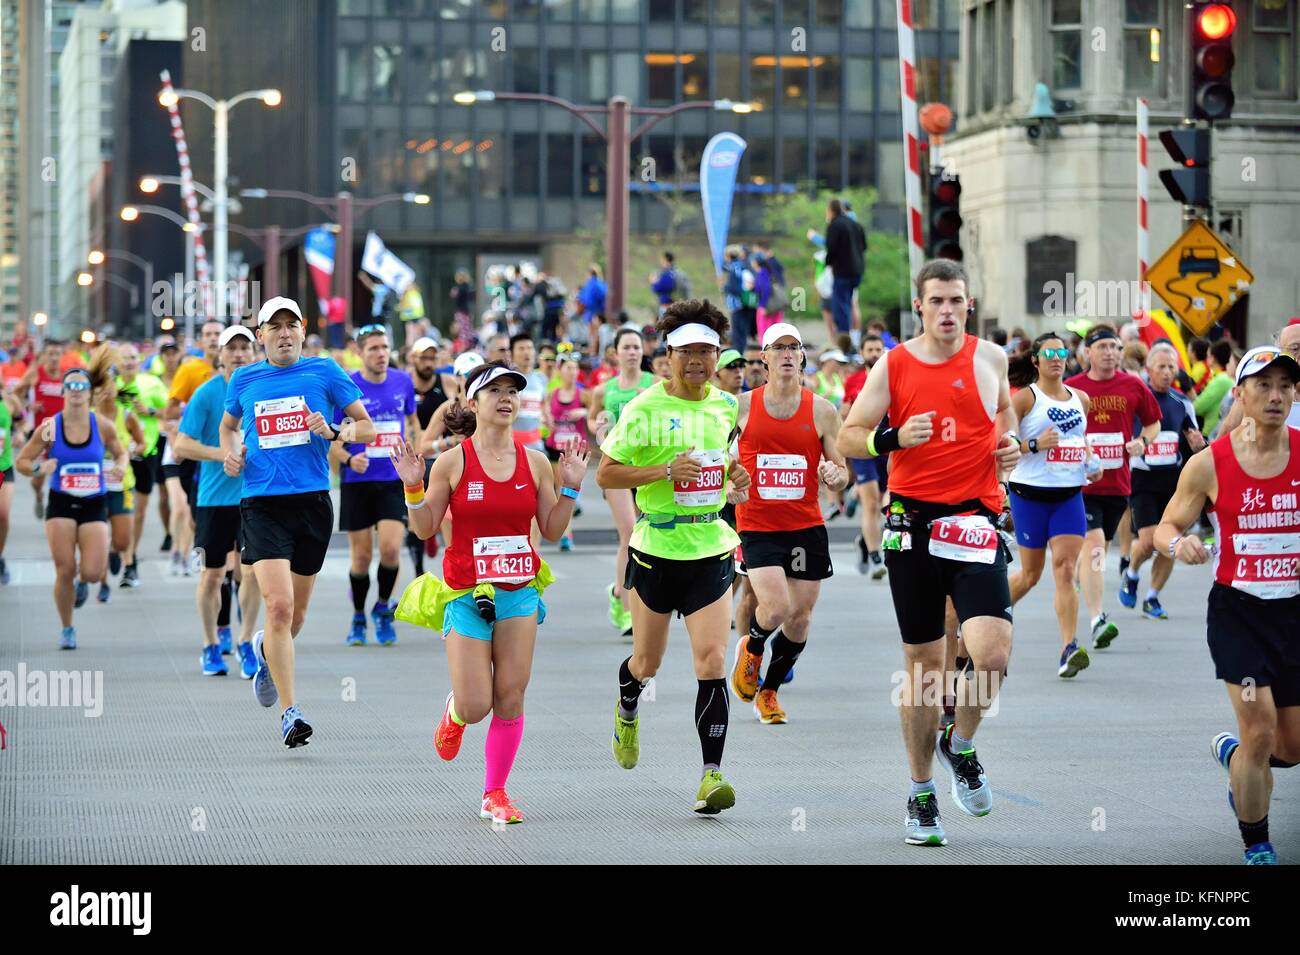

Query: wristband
[560,486,580,501]
[329,424,342,442]
[1168,534,1181,560]
[406,499,426,510]
[346,453,356,469]
[871,426,901,455]
[404,484,425,505]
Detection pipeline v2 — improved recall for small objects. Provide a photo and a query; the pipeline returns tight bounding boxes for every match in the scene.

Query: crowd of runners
[0,257,1295,864]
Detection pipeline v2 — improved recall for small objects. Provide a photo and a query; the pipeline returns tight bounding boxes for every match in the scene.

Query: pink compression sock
[483,713,525,793]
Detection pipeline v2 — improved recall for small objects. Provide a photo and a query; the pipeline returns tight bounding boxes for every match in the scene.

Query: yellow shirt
[169,358,215,404]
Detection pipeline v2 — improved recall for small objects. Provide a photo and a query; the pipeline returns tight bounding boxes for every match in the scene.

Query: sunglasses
[63,378,91,392]
[354,324,387,341]
[1038,348,1070,360]
[746,359,765,367]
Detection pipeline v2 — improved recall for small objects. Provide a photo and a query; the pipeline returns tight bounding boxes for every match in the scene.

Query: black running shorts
[1206,584,1300,707]
[131,452,158,495]
[339,480,407,532]
[1084,492,1129,540]
[624,546,735,617]
[240,491,333,576]
[45,491,108,526]
[1129,469,1180,532]
[194,505,243,569]
[738,525,833,581]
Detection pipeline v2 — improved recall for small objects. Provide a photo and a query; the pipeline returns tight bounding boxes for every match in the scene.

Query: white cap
[664,323,721,349]
[256,296,303,327]
[410,336,439,354]
[466,364,528,401]
[452,352,485,377]
[761,322,803,349]
[819,349,849,364]
[218,324,255,348]
[1235,345,1300,386]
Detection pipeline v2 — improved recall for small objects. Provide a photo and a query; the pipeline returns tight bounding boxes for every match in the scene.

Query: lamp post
[156,86,281,319]
[88,248,154,337]
[453,91,754,315]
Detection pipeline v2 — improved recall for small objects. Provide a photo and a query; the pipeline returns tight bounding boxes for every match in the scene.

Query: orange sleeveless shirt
[886,335,1002,513]
[737,385,824,533]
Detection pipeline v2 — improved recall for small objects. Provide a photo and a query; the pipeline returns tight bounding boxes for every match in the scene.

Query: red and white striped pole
[159,69,213,324]
[1136,97,1151,325]
[897,1,926,318]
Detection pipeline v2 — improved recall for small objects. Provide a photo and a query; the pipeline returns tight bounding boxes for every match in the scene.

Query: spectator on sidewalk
[824,198,866,336]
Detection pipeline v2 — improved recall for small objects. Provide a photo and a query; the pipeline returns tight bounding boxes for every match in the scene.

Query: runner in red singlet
[16,340,65,518]
[1155,346,1300,866]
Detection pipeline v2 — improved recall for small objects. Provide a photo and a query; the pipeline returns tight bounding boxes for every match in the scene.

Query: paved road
[0,479,1292,864]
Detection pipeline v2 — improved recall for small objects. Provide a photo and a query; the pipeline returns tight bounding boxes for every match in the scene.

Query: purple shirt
[337,368,416,483]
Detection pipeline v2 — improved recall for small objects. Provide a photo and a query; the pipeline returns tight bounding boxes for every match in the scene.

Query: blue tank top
[50,412,106,499]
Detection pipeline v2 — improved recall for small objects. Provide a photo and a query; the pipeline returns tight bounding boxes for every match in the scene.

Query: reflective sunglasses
[1038,348,1070,360]
[63,377,91,392]
[354,323,388,341]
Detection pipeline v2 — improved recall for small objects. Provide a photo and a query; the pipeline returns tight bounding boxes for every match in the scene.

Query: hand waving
[557,437,590,490]
[390,439,427,487]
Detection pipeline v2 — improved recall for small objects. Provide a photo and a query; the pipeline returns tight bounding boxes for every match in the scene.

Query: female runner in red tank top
[393,361,589,825]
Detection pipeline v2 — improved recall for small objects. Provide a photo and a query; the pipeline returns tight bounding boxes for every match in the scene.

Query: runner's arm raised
[395,440,455,540]
[835,353,891,459]
[531,443,589,541]
[1153,448,1216,564]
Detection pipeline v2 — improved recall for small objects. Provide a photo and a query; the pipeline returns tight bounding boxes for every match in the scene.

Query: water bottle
[1085,453,1102,481]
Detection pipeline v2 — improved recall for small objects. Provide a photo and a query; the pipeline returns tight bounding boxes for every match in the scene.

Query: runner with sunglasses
[15,368,129,649]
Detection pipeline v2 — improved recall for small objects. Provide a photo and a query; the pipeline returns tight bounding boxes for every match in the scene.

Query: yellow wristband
[865,429,878,458]
[404,485,425,505]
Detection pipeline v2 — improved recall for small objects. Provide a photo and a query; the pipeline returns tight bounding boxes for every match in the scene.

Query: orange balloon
[919,102,954,136]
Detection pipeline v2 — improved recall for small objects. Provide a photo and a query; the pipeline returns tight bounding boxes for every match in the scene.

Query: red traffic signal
[927,173,962,260]
[1191,2,1236,121]
[1196,4,1236,41]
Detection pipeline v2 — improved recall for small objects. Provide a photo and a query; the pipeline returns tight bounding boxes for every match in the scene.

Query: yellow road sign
[1147,221,1253,337]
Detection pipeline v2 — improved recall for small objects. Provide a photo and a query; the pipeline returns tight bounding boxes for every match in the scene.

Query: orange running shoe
[754,688,787,725]
[481,788,523,824]
[434,691,465,761]
[730,638,763,702]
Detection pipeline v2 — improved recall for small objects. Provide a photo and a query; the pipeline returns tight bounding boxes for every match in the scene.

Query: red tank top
[1208,428,1300,600]
[35,367,64,422]
[886,335,1002,513]
[737,386,824,532]
[442,437,541,591]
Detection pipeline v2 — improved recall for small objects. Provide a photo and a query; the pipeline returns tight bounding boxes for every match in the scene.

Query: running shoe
[611,706,639,769]
[1119,572,1139,609]
[559,533,574,552]
[1212,732,1238,813]
[217,627,233,655]
[905,790,947,846]
[730,638,762,702]
[237,641,257,680]
[161,532,172,552]
[33,496,44,520]
[620,625,634,640]
[170,552,181,576]
[201,644,228,677]
[1058,640,1090,678]
[346,613,367,647]
[109,551,121,576]
[251,630,278,708]
[845,494,859,518]
[607,583,622,629]
[281,705,312,748]
[0,558,8,586]
[434,691,465,761]
[1091,613,1118,649]
[693,769,736,815]
[59,626,76,650]
[373,602,397,646]
[936,724,993,817]
[73,580,89,608]
[1141,596,1168,620]
[120,565,140,588]
[481,788,524,824]
[1118,556,1130,582]
[1244,842,1276,865]
[870,552,887,581]
[754,688,787,724]
[96,581,111,604]
[855,535,869,575]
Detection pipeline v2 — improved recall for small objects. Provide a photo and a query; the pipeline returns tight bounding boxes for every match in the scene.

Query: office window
[966,6,978,115]
[782,137,807,187]
[998,0,1014,105]
[815,0,841,25]
[512,0,541,17]
[440,50,484,103]
[610,0,637,19]
[341,127,369,186]
[816,138,842,190]
[514,48,541,93]
[642,135,676,180]
[846,0,871,27]
[751,56,776,109]
[547,133,574,196]
[746,136,774,186]
[716,0,740,25]
[684,0,707,23]
[783,0,807,27]
[442,132,472,195]
[549,50,577,100]
[579,0,606,18]
[647,53,677,104]
[407,44,436,104]
[877,139,903,204]
[371,128,404,193]
[682,52,708,100]
[918,57,942,104]
[715,53,742,103]
[338,44,368,103]
[339,0,368,14]
[879,57,900,113]
[611,52,642,102]
[1124,0,1161,93]
[847,138,874,187]
[783,61,810,109]
[979,5,996,110]
[1050,0,1083,91]
[581,134,605,196]
[545,0,575,19]
[815,55,842,110]
[477,136,504,199]
[846,57,872,111]
[648,0,675,21]
[373,45,401,103]
[584,51,608,102]
[1253,0,1293,95]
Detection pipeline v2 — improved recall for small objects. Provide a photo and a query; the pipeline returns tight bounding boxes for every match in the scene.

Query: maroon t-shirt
[1064,370,1161,497]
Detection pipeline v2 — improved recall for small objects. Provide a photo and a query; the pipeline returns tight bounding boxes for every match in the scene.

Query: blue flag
[700,132,748,276]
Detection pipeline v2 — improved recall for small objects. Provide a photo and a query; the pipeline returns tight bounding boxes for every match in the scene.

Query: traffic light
[1158,127,1212,207]
[1191,2,1236,121]
[927,172,962,261]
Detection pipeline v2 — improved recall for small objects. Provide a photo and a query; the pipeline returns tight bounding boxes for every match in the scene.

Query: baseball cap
[256,295,304,327]
[452,352,485,377]
[1235,345,1300,386]
[819,349,849,364]
[761,322,803,349]
[410,336,439,354]
[218,325,255,349]
[466,364,529,400]
[156,335,178,351]
[664,323,721,348]
[718,349,744,369]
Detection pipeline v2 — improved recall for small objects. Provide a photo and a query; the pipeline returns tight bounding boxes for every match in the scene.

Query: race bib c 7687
[928,515,998,564]
[254,396,310,450]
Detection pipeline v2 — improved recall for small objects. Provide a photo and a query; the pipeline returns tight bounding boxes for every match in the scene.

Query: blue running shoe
[1244,842,1276,865]
[59,626,77,650]
[783,664,795,685]
[97,581,111,603]
[1141,596,1168,620]
[373,602,397,646]
[236,641,257,680]
[74,580,89,609]
[1119,573,1138,609]
[346,612,367,646]
[217,626,233,655]
[1058,640,1090,678]
[251,630,278,707]
[201,644,228,676]
[281,705,313,748]
[1212,732,1238,813]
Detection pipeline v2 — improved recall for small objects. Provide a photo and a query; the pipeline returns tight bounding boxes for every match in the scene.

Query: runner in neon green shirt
[116,343,168,587]
[597,301,752,816]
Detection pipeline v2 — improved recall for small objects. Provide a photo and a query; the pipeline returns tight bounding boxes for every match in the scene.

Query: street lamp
[77,271,94,287]
[88,248,156,337]
[454,91,753,313]
[87,250,105,266]
[157,85,282,318]
[121,205,208,337]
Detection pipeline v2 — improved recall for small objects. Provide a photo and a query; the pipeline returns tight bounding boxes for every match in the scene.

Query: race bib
[673,449,726,507]
[755,453,808,501]
[520,393,544,419]
[928,515,998,564]
[366,419,404,458]
[473,535,538,585]
[1045,437,1087,475]
[1231,532,1300,600]
[104,456,123,492]
[254,396,310,450]
[59,461,102,497]
[1086,432,1126,470]
[1144,430,1179,467]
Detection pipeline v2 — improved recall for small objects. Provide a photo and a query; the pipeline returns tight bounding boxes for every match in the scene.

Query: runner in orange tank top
[728,322,848,724]
[837,259,1022,848]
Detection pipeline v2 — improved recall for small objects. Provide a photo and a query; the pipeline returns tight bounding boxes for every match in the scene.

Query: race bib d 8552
[673,449,726,507]
[366,419,404,458]
[755,453,808,501]
[928,515,998,564]
[473,535,538,585]
[1087,432,1126,470]
[254,396,310,450]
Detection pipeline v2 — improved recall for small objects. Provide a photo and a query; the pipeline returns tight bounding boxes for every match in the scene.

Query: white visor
[466,365,528,401]
[665,323,721,349]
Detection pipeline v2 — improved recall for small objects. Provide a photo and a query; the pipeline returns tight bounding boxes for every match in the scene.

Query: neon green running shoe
[608,583,623,629]
[693,769,736,815]
[611,706,640,769]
